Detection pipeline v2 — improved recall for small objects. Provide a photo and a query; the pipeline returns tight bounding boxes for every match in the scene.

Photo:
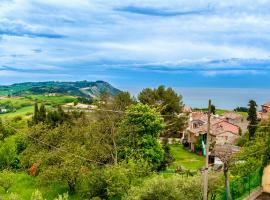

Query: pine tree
[247,100,258,140]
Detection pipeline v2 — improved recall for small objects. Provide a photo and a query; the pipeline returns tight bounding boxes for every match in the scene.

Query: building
[186,112,241,152]
[0,107,8,113]
[258,102,270,121]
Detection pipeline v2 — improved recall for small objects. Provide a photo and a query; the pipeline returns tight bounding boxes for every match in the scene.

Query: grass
[0,106,34,118]
[25,95,77,105]
[167,144,205,171]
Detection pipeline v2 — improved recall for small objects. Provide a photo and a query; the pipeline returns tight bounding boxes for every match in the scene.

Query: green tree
[112,91,135,111]
[118,104,165,169]
[38,103,46,122]
[247,100,258,140]
[33,102,39,125]
[0,137,17,170]
[21,119,112,193]
[138,86,187,136]
[211,105,216,115]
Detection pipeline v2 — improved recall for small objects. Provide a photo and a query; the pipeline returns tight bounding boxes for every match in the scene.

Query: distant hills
[0,80,121,98]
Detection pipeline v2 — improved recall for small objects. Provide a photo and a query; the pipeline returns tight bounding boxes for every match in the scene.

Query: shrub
[0,170,13,193]
[124,175,202,200]
[54,193,69,200]
[31,190,43,200]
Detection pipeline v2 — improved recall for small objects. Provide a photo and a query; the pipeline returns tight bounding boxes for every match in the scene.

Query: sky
[1,0,270,108]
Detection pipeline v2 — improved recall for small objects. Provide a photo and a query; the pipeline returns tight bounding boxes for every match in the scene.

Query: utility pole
[203,99,211,200]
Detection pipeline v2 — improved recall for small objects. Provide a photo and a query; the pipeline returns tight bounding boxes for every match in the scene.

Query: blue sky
[1,0,270,93]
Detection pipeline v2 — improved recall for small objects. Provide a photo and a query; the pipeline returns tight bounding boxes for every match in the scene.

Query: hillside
[0,80,121,98]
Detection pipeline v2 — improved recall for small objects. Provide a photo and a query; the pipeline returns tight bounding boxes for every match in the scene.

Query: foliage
[211,104,216,115]
[247,100,258,140]
[0,170,13,193]
[0,136,18,170]
[234,107,248,113]
[158,140,175,171]
[83,160,151,200]
[112,91,135,111]
[138,86,187,136]
[118,104,165,169]
[20,119,112,193]
[0,118,15,140]
[54,193,69,200]
[123,175,202,200]
[0,81,120,98]
[31,190,43,200]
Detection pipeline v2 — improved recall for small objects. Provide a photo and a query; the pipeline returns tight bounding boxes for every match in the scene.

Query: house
[222,112,247,133]
[210,120,240,145]
[0,107,8,113]
[186,112,240,152]
[258,102,270,121]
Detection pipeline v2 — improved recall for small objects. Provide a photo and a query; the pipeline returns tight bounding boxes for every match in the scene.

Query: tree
[211,105,216,115]
[138,86,187,136]
[33,102,39,125]
[247,100,258,140]
[214,145,240,200]
[38,103,46,122]
[118,104,165,169]
[112,91,135,111]
[21,118,112,193]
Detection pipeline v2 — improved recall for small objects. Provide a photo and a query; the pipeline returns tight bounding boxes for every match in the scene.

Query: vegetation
[0,80,120,98]
[247,100,258,140]
[1,83,270,200]
[166,144,204,171]
[138,86,187,136]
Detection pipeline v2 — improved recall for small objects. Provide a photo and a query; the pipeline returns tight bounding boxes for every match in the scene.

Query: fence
[216,169,262,200]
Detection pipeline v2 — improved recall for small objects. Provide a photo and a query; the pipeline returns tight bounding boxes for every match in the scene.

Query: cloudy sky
[1,0,270,91]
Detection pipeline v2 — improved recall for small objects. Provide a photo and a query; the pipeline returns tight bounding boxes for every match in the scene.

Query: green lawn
[168,144,205,171]
[25,95,76,105]
[0,106,34,118]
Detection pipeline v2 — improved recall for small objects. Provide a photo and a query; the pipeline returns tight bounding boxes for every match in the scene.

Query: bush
[124,175,202,200]
[0,137,17,170]
[0,170,13,193]
[82,160,151,200]
[54,193,69,200]
[31,190,43,200]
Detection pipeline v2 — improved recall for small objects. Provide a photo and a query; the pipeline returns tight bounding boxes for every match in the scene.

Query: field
[168,144,205,171]
[0,95,77,119]
[0,106,34,119]
[25,95,77,105]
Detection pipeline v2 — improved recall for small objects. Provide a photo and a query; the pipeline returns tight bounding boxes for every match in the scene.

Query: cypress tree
[247,100,258,140]
[39,103,46,122]
[33,102,39,124]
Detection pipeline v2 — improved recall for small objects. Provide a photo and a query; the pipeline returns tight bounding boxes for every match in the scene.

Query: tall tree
[33,102,39,125]
[38,103,46,122]
[112,91,135,111]
[138,86,187,136]
[118,104,165,169]
[211,105,216,115]
[247,100,258,140]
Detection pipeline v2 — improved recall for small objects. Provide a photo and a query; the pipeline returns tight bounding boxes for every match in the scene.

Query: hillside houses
[184,110,245,152]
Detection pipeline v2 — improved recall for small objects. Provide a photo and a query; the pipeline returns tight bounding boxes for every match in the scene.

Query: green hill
[0,80,121,98]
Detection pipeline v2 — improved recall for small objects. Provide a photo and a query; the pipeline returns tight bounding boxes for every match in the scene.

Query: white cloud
[1,0,270,79]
